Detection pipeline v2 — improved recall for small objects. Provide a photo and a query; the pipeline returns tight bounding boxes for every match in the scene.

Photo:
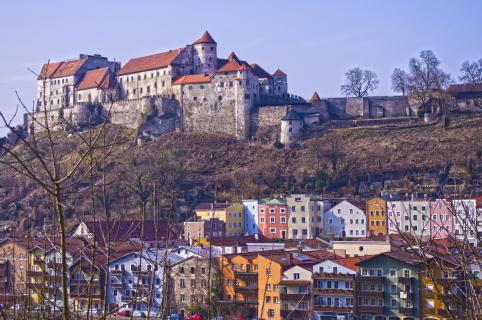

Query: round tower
[280,110,303,145]
[192,31,217,74]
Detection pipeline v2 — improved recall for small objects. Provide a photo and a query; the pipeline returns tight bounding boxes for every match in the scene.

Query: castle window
[144,74,147,80]
[163,70,166,75]
[157,71,159,76]
[208,57,212,62]
[138,75,141,80]
[140,88,143,94]
[188,86,193,90]
[203,97,207,102]
[154,82,157,88]
[133,89,137,94]
[147,86,150,93]
[78,94,81,100]
[151,73,153,78]
[120,78,123,83]
[218,96,222,101]
[193,97,197,101]
[200,85,204,89]
[162,81,165,87]
[220,82,224,88]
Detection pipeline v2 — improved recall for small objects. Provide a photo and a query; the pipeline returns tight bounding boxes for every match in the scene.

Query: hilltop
[0,113,481,233]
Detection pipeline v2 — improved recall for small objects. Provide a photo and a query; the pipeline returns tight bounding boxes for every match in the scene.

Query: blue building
[242,199,259,235]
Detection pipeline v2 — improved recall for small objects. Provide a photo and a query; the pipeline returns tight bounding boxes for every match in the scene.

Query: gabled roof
[77,67,114,90]
[282,110,303,121]
[261,198,287,205]
[217,53,250,73]
[273,68,286,77]
[311,91,321,102]
[356,250,423,267]
[172,73,212,85]
[193,31,216,45]
[38,58,88,79]
[118,49,182,76]
[250,64,273,79]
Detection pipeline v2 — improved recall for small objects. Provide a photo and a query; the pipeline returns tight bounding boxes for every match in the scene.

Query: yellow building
[220,253,259,319]
[366,197,388,236]
[256,254,284,320]
[195,203,244,236]
[27,246,46,305]
[421,253,458,320]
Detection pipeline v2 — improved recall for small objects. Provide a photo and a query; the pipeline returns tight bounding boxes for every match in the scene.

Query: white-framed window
[280,217,286,223]
[270,228,276,234]
[270,217,275,224]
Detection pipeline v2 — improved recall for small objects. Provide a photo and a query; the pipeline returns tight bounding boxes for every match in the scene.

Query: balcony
[235,284,257,291]
[357,275,384,282]
[280,292,310,300]
[313,305,353,313]
[314,288,354,295]
[357,290,384,298]
[399,307,415,315]
[357,305,385,314]
[398,276,413,285]
[111,269,125,276]
[27,270,44,277]
[234,270,257,278]
[313,272,354,280]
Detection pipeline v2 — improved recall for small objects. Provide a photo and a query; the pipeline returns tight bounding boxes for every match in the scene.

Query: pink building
[429,199,454,240]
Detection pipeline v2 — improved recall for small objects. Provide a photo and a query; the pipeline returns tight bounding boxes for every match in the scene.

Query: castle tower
[280,110,303,145]
[273,68,288,96]
[192,31,217,74]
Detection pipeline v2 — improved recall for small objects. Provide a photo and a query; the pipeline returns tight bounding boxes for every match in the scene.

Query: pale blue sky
[1,0,481,131]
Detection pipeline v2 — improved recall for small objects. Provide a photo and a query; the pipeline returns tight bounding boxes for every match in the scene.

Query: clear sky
[0,0,481,131]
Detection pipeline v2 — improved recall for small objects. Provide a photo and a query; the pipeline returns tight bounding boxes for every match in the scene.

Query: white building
[452,198,478,245]
[323,200,367,238]
[107,249,183,315]
[242,199,259,235]
[387,200,430,239]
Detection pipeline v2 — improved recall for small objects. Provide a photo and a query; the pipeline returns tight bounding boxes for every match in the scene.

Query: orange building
[366,197,388,236]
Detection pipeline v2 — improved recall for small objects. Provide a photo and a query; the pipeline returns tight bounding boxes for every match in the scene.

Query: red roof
[447,83,482,94]
[217,53,250,73]
[38,59,87,79]
[77,67,114,90]
[311,91,321,102]
[193,31,216,45]
[273,68,286,77]
[332,256,371,271]
[118,49,181,76]
[172,73,212,85]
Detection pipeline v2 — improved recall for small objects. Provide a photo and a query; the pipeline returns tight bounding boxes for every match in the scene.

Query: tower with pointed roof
[192,31,217,74]
[272,68,288,96]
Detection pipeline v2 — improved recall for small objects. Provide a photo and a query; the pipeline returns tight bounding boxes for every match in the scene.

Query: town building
[183,218,225,243]
[195,203,244,236]
[169,255,218,317]
[287,194,331,239]
[429,199,454,240]
[312,257,360,320]
[452,198,478,245]
[258,198,289,240]
[366,197,388,236]
[323,200,367,238]
[387,200,431,239]
[242,200,259,235]
[332,240,390,258]
[280,264,312,319]
[69,255,105,313]
[355,251,423,320]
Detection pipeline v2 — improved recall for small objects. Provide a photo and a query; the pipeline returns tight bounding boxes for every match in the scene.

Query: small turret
[273,68,288,96]
[280,110,303,145]
[192,31,217,74]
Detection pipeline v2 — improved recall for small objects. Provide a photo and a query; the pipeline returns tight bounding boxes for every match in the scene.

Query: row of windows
[369,210,385,216]
[260,217,287,224]
[260,208,287,214]
[120,70,170,83]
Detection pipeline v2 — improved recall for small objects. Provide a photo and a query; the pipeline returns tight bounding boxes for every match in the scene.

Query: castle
[30,31,482,143]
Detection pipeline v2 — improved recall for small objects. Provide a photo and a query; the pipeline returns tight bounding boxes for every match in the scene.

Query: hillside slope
[0,114,481,232]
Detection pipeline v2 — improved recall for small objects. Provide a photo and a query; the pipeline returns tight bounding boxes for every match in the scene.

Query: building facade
[366,198,388,236]
[323,200,367,238]
[242,200,259,235]
[258,198,289,240]
[287,195,330,239]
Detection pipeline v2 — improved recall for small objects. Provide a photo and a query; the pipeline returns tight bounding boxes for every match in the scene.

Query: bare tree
[407,50,452,104]
[459,59,482,84]
[340,67,379,97]
[391,68,409,95]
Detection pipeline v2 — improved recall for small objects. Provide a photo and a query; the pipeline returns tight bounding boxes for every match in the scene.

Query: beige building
[183,218,225,242]
[332,240,391,257]
[169,256,218,317]
[287,194,331,239]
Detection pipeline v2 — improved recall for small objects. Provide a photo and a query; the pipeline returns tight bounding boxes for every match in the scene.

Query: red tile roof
[217,56,249,73]
[447,83,482,94]
[250,64,273,79]
[38,59,88,79]
[118,49,181,76]
[332,256,372,271]
[311,91,321,102]
[77,67,114,90]
[193,31,216,45]
[273,68,286,77]
[172,73,212,85]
